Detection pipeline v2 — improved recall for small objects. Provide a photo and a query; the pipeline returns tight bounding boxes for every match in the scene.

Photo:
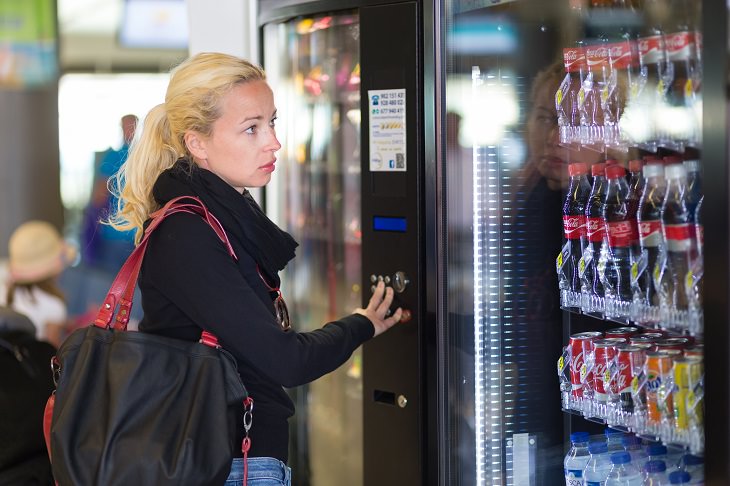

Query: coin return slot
[373,389,396,406]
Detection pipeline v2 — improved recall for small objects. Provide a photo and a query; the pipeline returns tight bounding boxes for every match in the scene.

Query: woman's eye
[245,126,256,134]
[270,117,278,127]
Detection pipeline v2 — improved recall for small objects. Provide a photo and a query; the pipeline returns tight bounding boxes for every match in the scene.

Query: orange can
[645,350,676,425]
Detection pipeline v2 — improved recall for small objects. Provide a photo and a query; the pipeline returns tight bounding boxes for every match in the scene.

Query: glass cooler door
[440,0,709,484]
[263,11,363,486]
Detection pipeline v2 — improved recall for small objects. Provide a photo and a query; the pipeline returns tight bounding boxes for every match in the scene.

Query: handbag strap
[94,196,238,331]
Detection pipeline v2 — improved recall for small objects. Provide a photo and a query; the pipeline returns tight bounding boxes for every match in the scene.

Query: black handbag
[43,196,252,486]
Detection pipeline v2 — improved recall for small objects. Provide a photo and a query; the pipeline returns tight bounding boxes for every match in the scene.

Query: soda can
[645,351,676,425]
[568,332,603,398]
[673,356,704,431]
[630,335,661,346]
[593,338,626,402]
[637,331,665,340]
[655,337,691,351]
[629,342,653,351]
[684,345,704,358]
[614,344,647,412]
[605,326,640,339]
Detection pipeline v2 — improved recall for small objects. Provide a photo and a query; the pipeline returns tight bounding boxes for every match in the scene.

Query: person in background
[2,221,75,348]
[0,306,56,485]
[109,52,403,486]
[81,114,138,273]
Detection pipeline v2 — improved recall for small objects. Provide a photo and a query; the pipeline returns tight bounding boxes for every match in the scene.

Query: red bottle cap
[605,159,619,166]
[591,162,606,177]
[629,159,643,173]
[605,165,626,179]
[568,162,588,177]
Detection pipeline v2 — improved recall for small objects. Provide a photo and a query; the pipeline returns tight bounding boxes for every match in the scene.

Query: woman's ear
[184,131,207,161]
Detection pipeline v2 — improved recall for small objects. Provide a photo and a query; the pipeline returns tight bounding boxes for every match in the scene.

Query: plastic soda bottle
[606,451,643,486]
[603,164,640,302]
[668,470,692,485]
[643,460,669,485]
[564,431,591,485]
[583,441,613,486]
[561,163,592,296]
[636,162,666,307]
[660,163,691,310]
[583,162,608,300]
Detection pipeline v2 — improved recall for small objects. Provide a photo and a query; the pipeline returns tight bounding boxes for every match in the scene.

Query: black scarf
[152,159,298,281]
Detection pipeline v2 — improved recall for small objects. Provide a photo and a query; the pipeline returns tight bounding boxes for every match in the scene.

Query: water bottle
[646,444,668,465]
[605,428,625,453]
[643,460,669,485]
[680,454,704,485]
[637,163,666,307]
[603,164,640,302]
[622,435,649,472]
[584,441,612,485]
[562,163,592,296]
[606,451,643,486]
[668,470,692,485]
[564,431,591,486]
[660,163,691,310]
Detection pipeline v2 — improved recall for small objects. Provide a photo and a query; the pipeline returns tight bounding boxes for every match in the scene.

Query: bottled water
[622,434,649,471]
[643,460,669,485]
[606,451,643,486]
[680,454,703,485]
[646,444,668,465]
[605,428,625,453]
[668,470,692,485]
[583,441,612,486]
[564,431,590,486]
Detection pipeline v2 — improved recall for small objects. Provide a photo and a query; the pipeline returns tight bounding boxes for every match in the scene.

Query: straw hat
[8,221,77,284]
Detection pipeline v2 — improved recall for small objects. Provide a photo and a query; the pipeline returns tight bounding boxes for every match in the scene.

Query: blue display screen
[373,216,407,232]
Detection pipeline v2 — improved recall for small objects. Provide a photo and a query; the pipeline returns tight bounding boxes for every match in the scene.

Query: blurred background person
[0,306,56,486]
[1,220,76,348]
[80,113,138,274]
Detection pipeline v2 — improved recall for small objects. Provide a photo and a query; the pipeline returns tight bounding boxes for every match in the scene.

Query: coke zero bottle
[583,162,607,301]
[661,163,691,311]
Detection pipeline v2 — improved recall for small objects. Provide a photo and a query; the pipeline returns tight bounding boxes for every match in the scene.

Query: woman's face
[526,82,567,190]
[191,80,281,192]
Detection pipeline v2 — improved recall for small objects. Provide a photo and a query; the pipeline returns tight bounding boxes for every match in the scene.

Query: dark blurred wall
[0,86,63,258]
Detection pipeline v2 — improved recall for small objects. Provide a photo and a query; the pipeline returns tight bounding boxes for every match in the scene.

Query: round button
[392,271,409,293]
[400,309,412,323]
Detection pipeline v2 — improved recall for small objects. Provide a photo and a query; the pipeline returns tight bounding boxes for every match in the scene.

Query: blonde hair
[108,52,266,242]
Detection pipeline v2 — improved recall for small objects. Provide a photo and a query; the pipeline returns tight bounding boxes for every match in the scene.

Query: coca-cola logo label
[586,45,609,67]
[612,361,631,393]
[639,220,662,247]
[563,48,586,73]
[607,220,638,247]
[607,41,636,69]
[586,217,606,242]
[638,35,664,64]
[666,31,695,61]
[563,215,586,240]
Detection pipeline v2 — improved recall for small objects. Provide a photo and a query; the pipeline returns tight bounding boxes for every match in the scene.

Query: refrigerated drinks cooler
[258,0,728,485]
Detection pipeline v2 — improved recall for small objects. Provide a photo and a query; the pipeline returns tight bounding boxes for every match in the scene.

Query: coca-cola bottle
[557,46,587,146]
[582,163,607,304]
[684,160,702,258]
[660,163,691,311]
[636,163,666,308]
[561,162,592,297]
[603,165,640,303]
[628,159,644,202]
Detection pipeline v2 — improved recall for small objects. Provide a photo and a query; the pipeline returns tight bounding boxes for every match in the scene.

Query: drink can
[593,338,626,402]
[614,344,646,412]
[673,356,704,430]
[665,332,695,345]
[684,345,704,358]
[638,331,665,340]
[655,337,691,351]
[605,326,640,339]
[645,351,676,425]
[629,342,653,351]
[630,335,661,346]
[568,332,603,398]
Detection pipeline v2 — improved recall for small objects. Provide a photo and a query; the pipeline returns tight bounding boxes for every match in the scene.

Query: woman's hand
[355,280,403,337]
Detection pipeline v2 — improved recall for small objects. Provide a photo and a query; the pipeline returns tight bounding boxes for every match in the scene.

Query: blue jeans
[225,457,291,486]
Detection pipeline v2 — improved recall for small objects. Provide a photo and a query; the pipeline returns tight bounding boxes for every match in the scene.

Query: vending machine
[259,0,728,485]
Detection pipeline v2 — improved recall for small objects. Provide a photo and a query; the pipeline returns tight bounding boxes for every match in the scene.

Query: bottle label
[564,215,586,240]
[638,35,665,65]
[664,223,693,252]
[585,482,603,486]
[563,47,586,73]
[666,31,695,62]
[564,469,583,486]
[638,220,662,247]
[586,44,609,70]
[607,219,638,247]
[607,40,637,70]
[586,217,606,242]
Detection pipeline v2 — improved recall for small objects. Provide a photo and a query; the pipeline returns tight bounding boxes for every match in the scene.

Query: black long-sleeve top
[138,211,374,463]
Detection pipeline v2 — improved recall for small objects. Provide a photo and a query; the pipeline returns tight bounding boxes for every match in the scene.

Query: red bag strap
[94,196,237,331]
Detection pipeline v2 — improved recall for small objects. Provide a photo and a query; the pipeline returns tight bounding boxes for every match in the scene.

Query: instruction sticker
[368,89,406,172]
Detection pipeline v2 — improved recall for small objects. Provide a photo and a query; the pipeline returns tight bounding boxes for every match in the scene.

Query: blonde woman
[110,52,402,485]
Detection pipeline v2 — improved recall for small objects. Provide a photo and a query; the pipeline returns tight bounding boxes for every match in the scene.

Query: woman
[110,52,402,485]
